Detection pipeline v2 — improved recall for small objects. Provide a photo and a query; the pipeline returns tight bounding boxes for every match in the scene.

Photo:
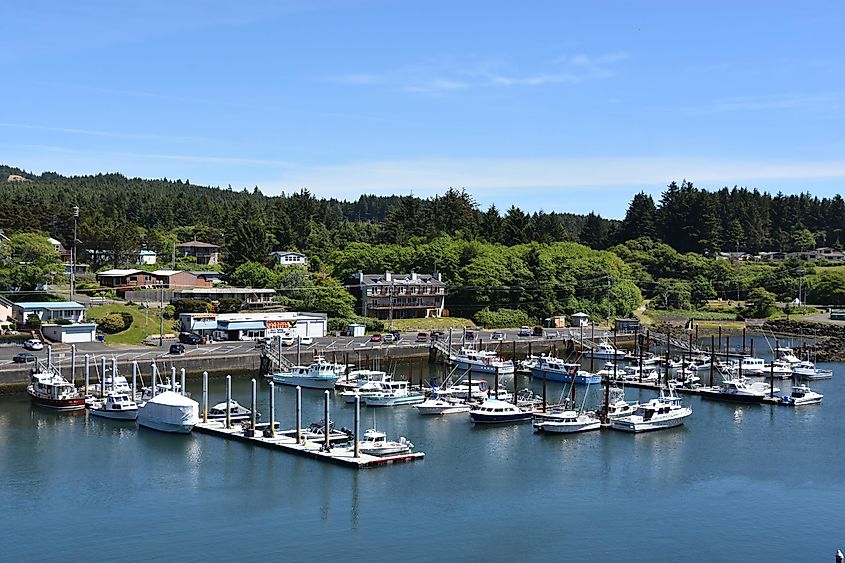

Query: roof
[152,269,185,277]
[358,272,444,286]
[97,269,144,277]
[177,287,275,295]
[139,250,157,256]
[176,240,219,248]
[14,301,85,310]
[271,251,306,257]
[190,271,223,277]
[571,312,589,317]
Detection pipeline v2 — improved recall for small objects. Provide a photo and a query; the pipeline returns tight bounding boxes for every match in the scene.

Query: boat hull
[363,395,425,407]
[470,411,533,424]
[699,390,765,404]
[537,420,601,433]
[611,411,690,433]
[89,407,138,421]
[453,360,514,375]
[138,419,195,433]
[415,403,470,415]
[28,393,86,412]
[529,368,601,385]
[271,375,338,389]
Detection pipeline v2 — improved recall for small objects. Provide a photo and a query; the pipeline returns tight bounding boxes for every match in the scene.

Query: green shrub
[53,318,73,325]
[26,314,41,329]
[172,299,210,316]
[163,304,176,319]
[474,307,530,329]
[119,311,134,330]
[98,313,127,334]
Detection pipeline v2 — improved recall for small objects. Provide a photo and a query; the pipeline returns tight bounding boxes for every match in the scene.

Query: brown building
[353,271,446,320]
[176,240,220,265]
[96,269,212,291]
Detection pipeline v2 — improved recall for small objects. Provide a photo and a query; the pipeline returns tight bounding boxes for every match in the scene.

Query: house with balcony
[97,269,155,289]
[270,251,308,267]
[176,240,220,265]
[352,271,446,320]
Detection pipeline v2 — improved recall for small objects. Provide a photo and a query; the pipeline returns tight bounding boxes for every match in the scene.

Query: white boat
[207,400,254,421]
[699,377,768,404]
[605,387,638,420]
[728,357,767,376]
[611,389,692,432]
[782,384,823,406]
[777,349,802,367]
[622,366,660,383]
[89,392,138,420]
[335,369,389,391]
[452,348,515,375]
[584,341,627,360]
[27,370,86,411]
[271,359,340,390]
[469,399,533,424]
[761,360,794,379]
[138,391,199,433]
[357,429,414,456]
[362,381,425,406]
[338,371,393,403]
[415,390,470,415]
[447,378,490,400]
[139,379,184,401]
[517,354,545,373]
[534,409,601,433]
[531,356,602,384]
[792,360,833,380]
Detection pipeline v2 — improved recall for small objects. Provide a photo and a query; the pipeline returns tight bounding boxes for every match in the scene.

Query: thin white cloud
[698,93,843,113]
[0,122,211,143]
[269,155,845,197]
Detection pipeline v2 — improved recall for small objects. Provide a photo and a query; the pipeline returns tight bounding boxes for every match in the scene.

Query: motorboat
[27,369,86,411]
[362,381,425,406]
[777,348,802,367]
[534,409,601,433]
[338,371,393,403]
[138,391,199,433]
[761,360,794,379]
[271,359,340,390]
[530,356,601,385]
[622,366,660,383]
[469,399,533,424]
[207,400,254,421]
[699,377,767,404]
[452,348,515,375]
[447,379,489,400]
[782,384,823,406]
[584,341,627,360]
[728,357,767,376]
[515,388,544,409]
[88,392,138,420]
[335,369,390,391]
[278,420,353,445]
[610,389,692,432]
[139,379,184,401]
[605,387,638,420]
[357,429,414,456]
[517,354,545,373]
[792,361,833,380]
[415,390,470,415]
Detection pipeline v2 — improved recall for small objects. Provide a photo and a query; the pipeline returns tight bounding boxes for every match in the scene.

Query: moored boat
[611,389,692,432]
[138,391,199,433]
[792,361,833,380]
[207,400,255,421]
[357,429,414,456]
[469,399,533,424]
[415,390,471,415]
[534,409,601,433]
[782,384,823,406]
[530,356,601,385]
[271,359,340,390]
[452,348,515,375]
[27,369,86,412]
[89,392,138,420]
[362,381,425,406]
[584,341,627,360]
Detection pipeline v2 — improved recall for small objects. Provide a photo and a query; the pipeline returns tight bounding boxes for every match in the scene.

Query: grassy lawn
[389,317,476,331]
[87,303,178,345]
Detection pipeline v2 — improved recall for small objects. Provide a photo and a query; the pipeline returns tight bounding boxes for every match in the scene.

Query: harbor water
[1,358,843,561]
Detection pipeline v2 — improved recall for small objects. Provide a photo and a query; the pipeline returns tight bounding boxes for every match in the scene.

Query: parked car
[169,343,185,355]
[370,333,383,343]
[518,326,531,337]
[415,332,429,343]
[23,339,44,351]
[431,330,444,341]
[382,333,396,344]
[465,330,475,340]
[491,331,505,341]
[280,335,295,346]
[389,330,401,343]
[533,326,544,337]
[298,336,314,345]
[179,332,202,345]
[13,352,37,363]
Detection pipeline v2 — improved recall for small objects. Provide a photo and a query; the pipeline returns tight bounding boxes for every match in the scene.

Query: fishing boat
[792,361,833,380]
[530,356,601,385]
[27,369,86,411]
[781,384,823,406]
[469,399,533,424]
[761,360,794,379]
[727,357,767,376]
[207,400,254,421]
[271,359,340,390]
[447,378,490,400]
[452,348,515,375]
[517,354,545,373]
[88,392,138,420]
[138,391,199,433]
[610,389,692,433]
[335,369,390,391]
[357,429,414,456]
[415,390,471,415]
[362,381,425,406]
[584,341,627,360]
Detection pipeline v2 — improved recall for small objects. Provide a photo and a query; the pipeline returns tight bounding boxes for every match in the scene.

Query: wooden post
[84,354,90,394]
[171,366,177,393]
[202,371,208,423]
[100,356,106,397]
[295,386,302,445]
[725,335,730,365]
[250,378,257,435]
[771,340,777,397]
[70,345,77,386]
[605,327,614,414]
[590,324,595,372]
[664,326,670,388]
[180,368,186,397]
[512,340,516,362]
[269,381,276,437]
[225,375,232,429]
[694,325,699,346]
[638,331,644,384]
[494,366,499,398]
[528,341,533,365]
[323,390,331,451]
[353,396,361,458]
[645,328,650,353]
[710,335,715,387]
[542,372,547,412]
[344,352,350,382]
[750,338,755,359]
[718,325,722,351]
[742,326,747,355]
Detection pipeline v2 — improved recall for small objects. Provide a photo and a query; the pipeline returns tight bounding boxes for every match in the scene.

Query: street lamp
[71,206,79,301]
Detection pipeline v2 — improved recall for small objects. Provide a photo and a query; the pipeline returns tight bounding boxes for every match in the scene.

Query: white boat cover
[139,391,199,427]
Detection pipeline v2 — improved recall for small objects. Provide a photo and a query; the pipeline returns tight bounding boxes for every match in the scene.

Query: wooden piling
[295,386,302,444]
[542,373,547,412]
[742,327,747,355]
[70,345,77,386]
[84,354,90,394]
[638,331,644,384]
[709,335,715,387]
[100,357,106,397]
[132,361,138,398]
[494,366,499,397]
[353,396,360,458]
[180,368,186,397]
[251,379,257,435]
[323,391,331,451]
[202,372,208,423]
[771,340,778,397]
[225,375,232,429]
[750,338,754,359]
[269,381,276,437]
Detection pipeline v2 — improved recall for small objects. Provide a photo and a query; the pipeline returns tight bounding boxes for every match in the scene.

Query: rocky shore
[762,319,845,362]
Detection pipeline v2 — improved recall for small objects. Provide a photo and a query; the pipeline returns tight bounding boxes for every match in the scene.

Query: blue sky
[3,1,844,218]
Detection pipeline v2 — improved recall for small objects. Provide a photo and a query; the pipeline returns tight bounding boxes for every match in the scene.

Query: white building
[138,250,157,265]
[271,251,308,267]
[42,323,98,343]
[179,311,327,341]
[11,301,86,324]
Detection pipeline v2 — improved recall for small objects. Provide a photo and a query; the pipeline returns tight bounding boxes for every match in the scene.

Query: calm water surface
[1,356,842,562]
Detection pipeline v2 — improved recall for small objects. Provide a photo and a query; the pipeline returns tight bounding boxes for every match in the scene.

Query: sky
[2,0,844,218]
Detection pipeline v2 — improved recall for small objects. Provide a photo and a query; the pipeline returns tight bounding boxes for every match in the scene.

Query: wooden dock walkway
[193,421,425,469]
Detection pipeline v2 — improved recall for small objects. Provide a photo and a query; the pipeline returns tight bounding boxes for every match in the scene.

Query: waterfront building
[352,271,446,320]
[179,311,327,341]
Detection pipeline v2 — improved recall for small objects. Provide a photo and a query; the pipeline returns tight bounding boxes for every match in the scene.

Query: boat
[610,388,692,432]
[278,420,353,444]
[207,400,254,421]
[792,361,833,380]
[27,369,86,411]
[727,357,767,376]
[415,390,471,415]
[605,387,638,420]
[761,360,794,379]
[530,356,601,385]
[357,429,414,456]
[452,348,515,375]
[517,354,545,373]
[362,381,425,406]
[782,384,823,406]
[338,371,393,403]
[622,366,660,383]
[469,399,533,424]
[584,341,627,360]
[138,391,199,433]
[777,348,802,367]
[88,392,138,420]
[534,409,601,433]
[699,377,767,404]
[271,359,340,390]
[139,378,184,401]
[334,369,390,391]
[447,378,489,400]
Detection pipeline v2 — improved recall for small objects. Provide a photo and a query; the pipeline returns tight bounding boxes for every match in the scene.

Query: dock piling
[150,362,157,397]
[251,378,257,435]
[100,356,106,397]
[84,354,90,394]
[111,358,118,389]
[225,375,232,429]
[47,345,52,371]
[710,335,715,387]
[132,361,138,398]
[171,367,177,393]
[70,344,76,385]
[295,386,302,445]
[323,390,331,451]
[354,396,361,458]
[180,368,186,397]
[542,373,547,412]
[269,382,276,437]
[202,372,208,423]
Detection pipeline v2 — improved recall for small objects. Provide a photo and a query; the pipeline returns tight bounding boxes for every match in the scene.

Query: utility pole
[388,281,394,331]
[159,285,164,347]
[606,276,612,325]
[70,205,79,301]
